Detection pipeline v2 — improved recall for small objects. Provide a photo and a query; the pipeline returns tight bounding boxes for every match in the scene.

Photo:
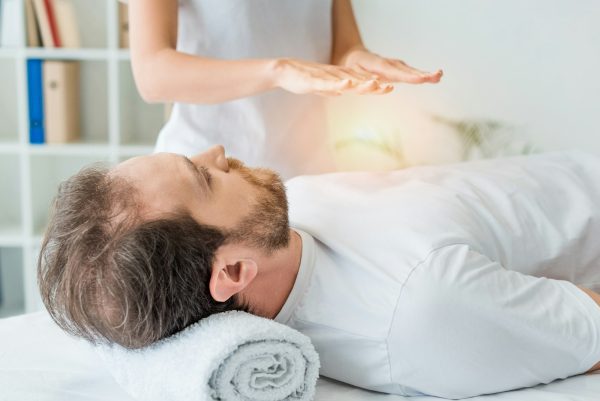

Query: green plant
[431,114,538,160]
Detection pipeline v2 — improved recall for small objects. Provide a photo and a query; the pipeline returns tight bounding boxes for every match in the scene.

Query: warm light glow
[326,96,470,171]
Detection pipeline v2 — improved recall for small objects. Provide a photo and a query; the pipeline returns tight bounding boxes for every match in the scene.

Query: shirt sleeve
[389,244,600,399]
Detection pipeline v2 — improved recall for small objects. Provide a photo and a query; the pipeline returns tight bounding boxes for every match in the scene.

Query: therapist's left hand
[339,45,443,85]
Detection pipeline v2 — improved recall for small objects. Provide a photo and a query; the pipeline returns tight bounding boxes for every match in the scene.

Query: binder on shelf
[54,0,80,48]
[32,0,55,47]
[27,59,45,144]
[119,2,129,48]
[25,0,42,47]
[43,61,80,143]
[1,0,23,47]
[44,0,62,47]
[31,0,80,48]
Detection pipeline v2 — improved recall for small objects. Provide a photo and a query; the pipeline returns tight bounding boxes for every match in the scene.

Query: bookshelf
[0,0,165,317]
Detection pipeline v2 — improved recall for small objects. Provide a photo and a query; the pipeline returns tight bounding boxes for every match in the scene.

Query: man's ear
[209,244,258,303]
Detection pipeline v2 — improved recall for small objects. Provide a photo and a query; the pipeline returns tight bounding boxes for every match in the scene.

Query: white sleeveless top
[155,0,336,179]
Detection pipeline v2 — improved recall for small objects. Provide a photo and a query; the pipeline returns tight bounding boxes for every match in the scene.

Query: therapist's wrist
[335,44,369,67]
[269,58,293,90]
[333,43,368,66]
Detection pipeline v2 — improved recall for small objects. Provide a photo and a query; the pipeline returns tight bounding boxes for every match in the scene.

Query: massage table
[1,312,599,401]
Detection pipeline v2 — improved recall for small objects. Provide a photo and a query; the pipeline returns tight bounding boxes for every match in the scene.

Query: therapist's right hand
[273,58,393,96]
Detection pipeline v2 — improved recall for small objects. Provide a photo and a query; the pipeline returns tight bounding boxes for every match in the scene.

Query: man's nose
[212,145,229,172]
[192,145,229,172]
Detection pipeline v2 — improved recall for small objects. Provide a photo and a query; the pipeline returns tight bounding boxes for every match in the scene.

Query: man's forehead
[110,153,188,219]
[112,153,172,178]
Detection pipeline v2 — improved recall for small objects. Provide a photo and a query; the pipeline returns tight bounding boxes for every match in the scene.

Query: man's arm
[578,286,600,373]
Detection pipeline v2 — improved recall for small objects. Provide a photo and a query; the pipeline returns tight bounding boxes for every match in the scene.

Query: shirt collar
[273,228,315,325]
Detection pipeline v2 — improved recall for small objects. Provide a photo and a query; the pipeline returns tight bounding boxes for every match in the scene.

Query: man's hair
[38,165,252,349]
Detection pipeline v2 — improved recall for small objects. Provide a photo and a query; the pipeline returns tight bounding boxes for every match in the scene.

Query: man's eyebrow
[180,156,211,192]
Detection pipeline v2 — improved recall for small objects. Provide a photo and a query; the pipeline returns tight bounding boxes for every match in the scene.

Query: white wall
[334,0,600,167]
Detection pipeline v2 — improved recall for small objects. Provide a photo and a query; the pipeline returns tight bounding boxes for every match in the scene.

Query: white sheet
[1,312,599,401]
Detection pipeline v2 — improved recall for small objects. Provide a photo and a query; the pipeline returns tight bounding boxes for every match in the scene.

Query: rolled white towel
[96,310,320,401]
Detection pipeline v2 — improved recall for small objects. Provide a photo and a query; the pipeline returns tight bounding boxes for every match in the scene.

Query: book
[1,0,23,47]
[119,2,129,48]
[44,0,62,47]
[25,0,42,47]
[27,59,45,144]
[54,0,80,48]
[32,0,55,47]
[43,61,80,143]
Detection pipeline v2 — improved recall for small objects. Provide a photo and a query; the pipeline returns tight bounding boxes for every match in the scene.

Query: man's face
[111,145,290,251]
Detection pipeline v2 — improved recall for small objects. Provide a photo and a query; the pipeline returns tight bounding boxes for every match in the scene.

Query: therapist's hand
[273,58,393,97]
[339,45,443,85]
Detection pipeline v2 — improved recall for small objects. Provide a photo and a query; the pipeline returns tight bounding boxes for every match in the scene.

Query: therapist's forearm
[331,0,365,65]
[129,0,279,104]
[134,49,279,104]
[129,0,388,103]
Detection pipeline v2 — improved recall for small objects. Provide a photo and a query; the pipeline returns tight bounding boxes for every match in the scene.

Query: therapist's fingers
[302,66,358,92]
[275,58,394,96]
[313,81,392,96]
[379,59,443,84]
[352,64,385,81]
[345,65,380,81]
[334,67,393,94]
[310,63,383,92]
[313,77,391,95]
[335,66,375,81]
[321,66,373,89]
[339,65,394,94]
[311,77,358,94]
[316,66,346,81]
[324,66,392,94]
[347,79,392,95]
[313,90,342,97]
[307,66,372,93]
[394,59,443,83]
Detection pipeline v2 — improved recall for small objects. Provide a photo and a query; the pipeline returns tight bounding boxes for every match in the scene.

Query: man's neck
[241,229,303,320]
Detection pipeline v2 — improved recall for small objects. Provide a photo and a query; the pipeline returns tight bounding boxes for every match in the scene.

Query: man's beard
[224,158,290,253]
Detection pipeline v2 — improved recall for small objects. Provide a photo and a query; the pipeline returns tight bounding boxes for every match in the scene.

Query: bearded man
[38,146,600,399]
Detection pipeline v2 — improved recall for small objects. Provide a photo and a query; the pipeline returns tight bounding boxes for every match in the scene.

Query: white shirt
[276,151,600,399]
[155,0,336,179]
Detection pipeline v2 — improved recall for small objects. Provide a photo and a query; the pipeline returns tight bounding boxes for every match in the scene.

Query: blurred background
[0,0,598,318]
[331,0,600,169]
